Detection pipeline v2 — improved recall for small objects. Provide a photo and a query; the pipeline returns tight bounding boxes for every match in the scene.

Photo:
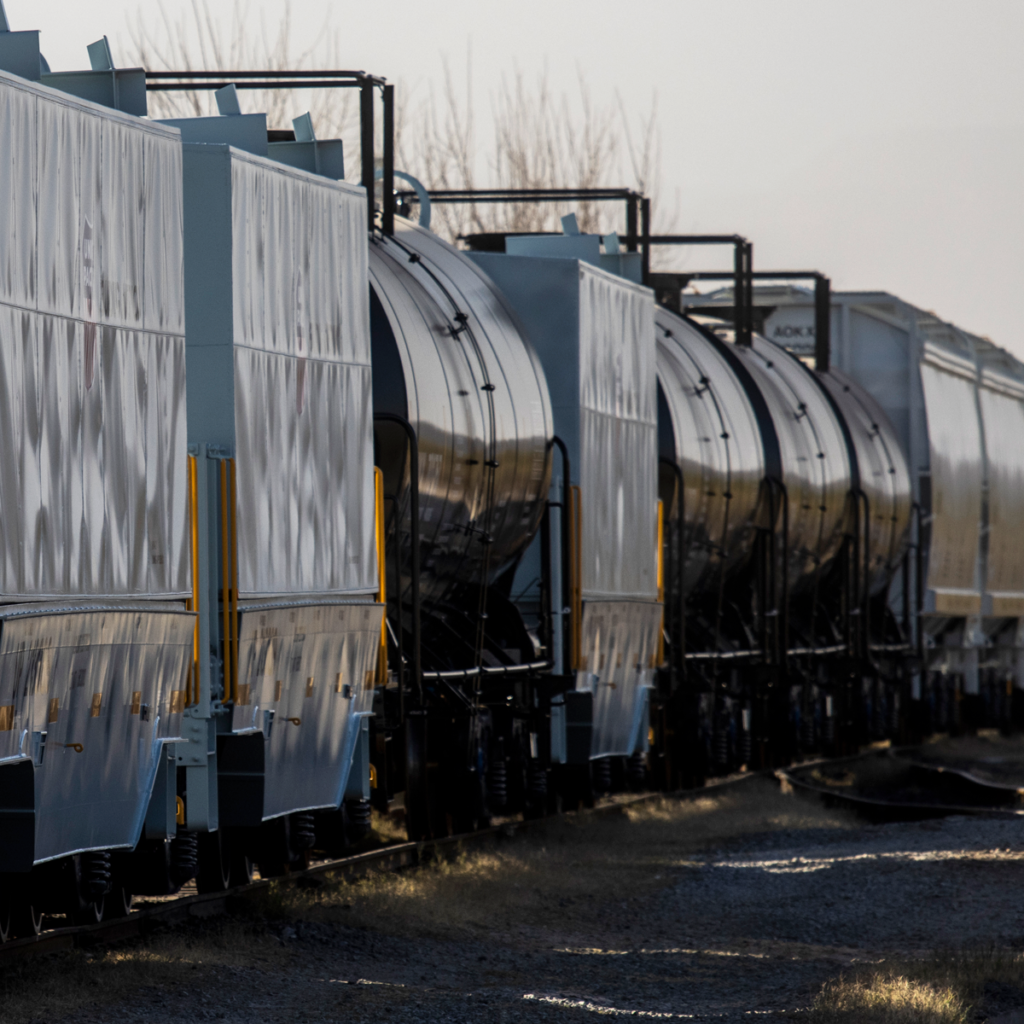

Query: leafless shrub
[398,54,677,245]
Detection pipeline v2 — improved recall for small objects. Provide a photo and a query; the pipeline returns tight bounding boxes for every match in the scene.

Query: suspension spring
[80,850,112,897]
[291,812,317,851]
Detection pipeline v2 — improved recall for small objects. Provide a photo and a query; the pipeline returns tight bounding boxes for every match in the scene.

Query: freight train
[0,15,1019,938]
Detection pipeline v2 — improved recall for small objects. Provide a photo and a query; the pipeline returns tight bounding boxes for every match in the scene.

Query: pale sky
[8,0,1023,356]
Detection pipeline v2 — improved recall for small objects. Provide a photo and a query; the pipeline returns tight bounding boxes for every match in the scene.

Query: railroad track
[0,772,766,961]
[16,744,1011,962]
[778,745,1024,819]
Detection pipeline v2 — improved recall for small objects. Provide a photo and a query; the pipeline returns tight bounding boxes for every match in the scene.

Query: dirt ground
[5,778,1024,1024]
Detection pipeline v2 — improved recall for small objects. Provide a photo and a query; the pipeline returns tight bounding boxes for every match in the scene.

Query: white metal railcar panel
[0,78,36,310]
[234,349,374,596]
[231,602,382,818]
[183,144,376,598]
[579,599,661,758]
[978,367,1024,616]
[469,253,658,602]
[0,607,195,864]
[577,265,658,600]
[919,342,983,615]
[0,70,187,601]
[0,301,189,603]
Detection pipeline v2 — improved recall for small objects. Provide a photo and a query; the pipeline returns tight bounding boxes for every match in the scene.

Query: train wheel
[72,897,104,927]
[196,831,232,893]
[256,818,308,879]
[104,883,133,920]
[10,900,42,939]
[229,848,254,887]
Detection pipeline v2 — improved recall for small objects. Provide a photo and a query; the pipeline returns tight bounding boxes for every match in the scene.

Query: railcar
[652,307,911,778]
[156,88,382,886]
[688,287,1024,736]
[0,28,192,935]
[0,24,383,928]
[0,14,1019,935]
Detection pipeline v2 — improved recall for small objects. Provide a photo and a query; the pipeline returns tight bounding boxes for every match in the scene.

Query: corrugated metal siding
[0,606,195,861]
[978,368,1024,613]
[577,266,658,600]
[232,601,382,817]
[202,150,375,597]
[920,344,983,613]
[0,72,188,599]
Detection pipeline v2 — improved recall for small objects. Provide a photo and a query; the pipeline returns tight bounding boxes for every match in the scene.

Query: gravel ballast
[11,780,1024,1024]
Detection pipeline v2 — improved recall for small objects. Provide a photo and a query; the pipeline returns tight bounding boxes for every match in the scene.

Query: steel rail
[683,643,852,662]
[421,660,551,681]
[0,772,770,960]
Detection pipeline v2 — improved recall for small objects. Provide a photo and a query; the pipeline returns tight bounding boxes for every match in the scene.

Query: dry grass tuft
[275,780,855,940]
[812,948,1024,1023]
[813,972,967,1024]
[0,920,287,1024]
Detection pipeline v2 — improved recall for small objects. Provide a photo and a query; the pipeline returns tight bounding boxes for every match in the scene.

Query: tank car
[363,216,665,831]
[687,287,1024,736]
[0,29,192,934]
[367,220,554,835]
[653,308,911,775]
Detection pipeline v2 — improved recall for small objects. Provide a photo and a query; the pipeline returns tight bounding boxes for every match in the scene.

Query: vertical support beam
[373,413,421,704]
[382,84,395,236]
[551,436,573,676]
[626,196,638,253]
[641,197,651,286]
[814,274,832,373]
[733,241,754,347]
[179,442,218,832]
[742,241,754,347]
[360,78,375,230]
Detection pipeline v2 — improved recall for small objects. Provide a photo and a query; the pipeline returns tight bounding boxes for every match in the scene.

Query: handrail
[145,69,393,234]
[186,455,200,707]
[568,485,583,671]
[229,460,239,704]
[373,413,422,706]
[656,499,665,667]
[550,436,572,675]
[219,460,232,704]
[373,467,388,687]
[217,458,239,704]
[659,457,686,685]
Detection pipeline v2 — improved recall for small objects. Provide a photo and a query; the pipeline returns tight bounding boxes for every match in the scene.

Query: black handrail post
[659,457,686,686]
[641,197,651,286]
[860,490,871,663]
[733,242,745,346]
[360,77,375,230]
[743,241,755,346]
[551,436,572,677]
[778,479,789,675]
[382,84,395,236]
[913,502,925,667]
[374,413,422,704]
[626,196,638,253]
[814,275,832,373]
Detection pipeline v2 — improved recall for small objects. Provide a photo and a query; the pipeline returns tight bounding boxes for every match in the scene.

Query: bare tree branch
[125,7,674,245]
[124,0,357,167]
